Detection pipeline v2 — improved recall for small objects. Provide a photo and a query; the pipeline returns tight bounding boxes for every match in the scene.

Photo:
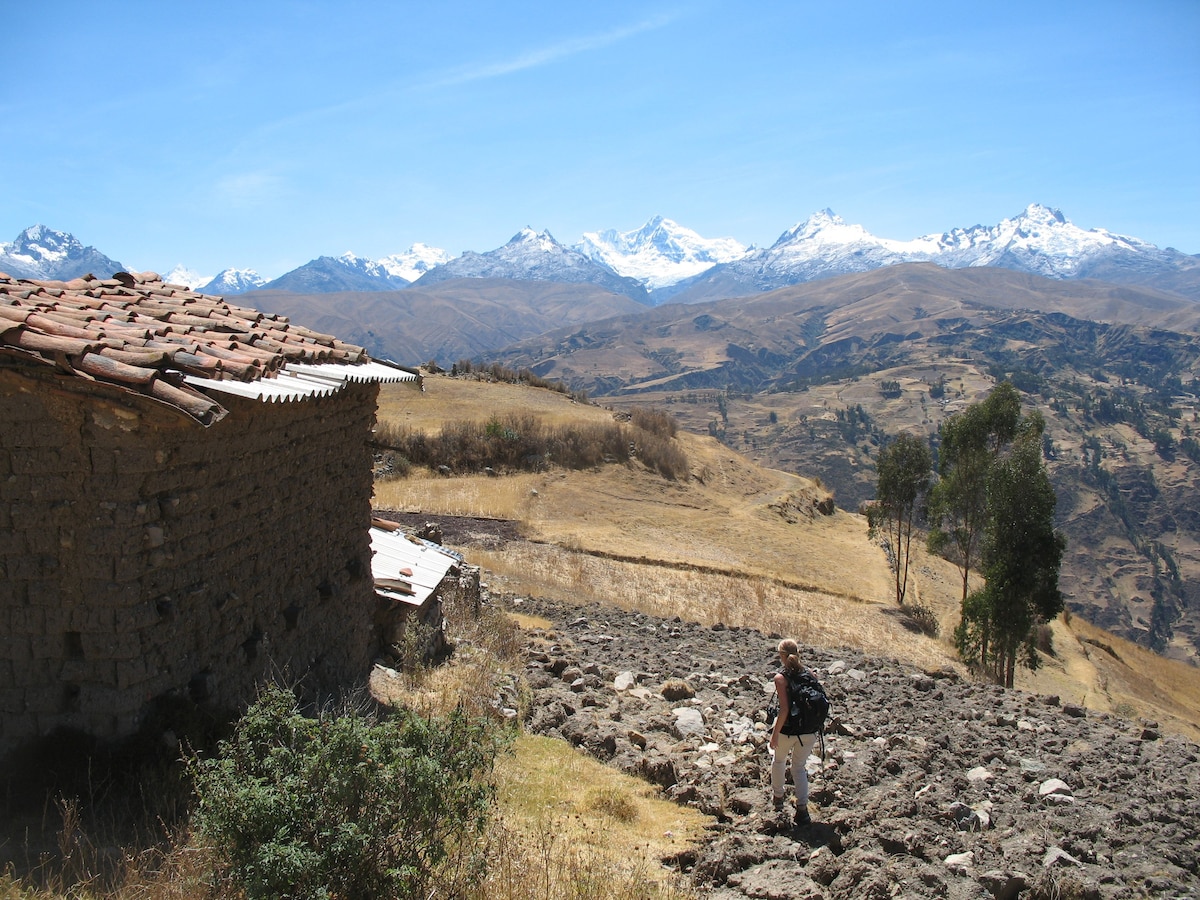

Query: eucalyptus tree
[958,412,1066,686]
[869,431,933,607]
[927,381,1023,610]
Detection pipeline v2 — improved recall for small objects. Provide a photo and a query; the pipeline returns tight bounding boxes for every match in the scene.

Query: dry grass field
[376,374,1200,743]
[368,597,707,900]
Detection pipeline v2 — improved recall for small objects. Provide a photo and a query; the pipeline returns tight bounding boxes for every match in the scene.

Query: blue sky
[3,1,1197,279]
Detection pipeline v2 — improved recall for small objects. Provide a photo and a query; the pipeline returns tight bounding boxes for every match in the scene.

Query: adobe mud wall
[0,370,379,756]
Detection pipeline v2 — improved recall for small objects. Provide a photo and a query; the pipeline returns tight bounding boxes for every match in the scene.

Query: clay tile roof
[0,271,417,426]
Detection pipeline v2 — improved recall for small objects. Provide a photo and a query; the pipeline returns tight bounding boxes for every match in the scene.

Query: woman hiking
[769,638,819,826]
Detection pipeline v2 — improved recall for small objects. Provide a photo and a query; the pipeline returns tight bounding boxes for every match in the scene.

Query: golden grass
[470,544,956,673]
[374,471,544,521]
[1040,616,1200,743]
[483,735,706,899]
[378,376,608,434]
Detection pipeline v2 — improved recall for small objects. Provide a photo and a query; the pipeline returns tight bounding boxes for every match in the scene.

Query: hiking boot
[794,807,811,827]
[771,794,786,811]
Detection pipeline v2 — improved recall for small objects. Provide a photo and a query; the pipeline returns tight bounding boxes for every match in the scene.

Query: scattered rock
[661,678,695,701]
[1043,846,1083,868]
[672,707,706,738]
[613,671,637,691]
[506,593,1200,899]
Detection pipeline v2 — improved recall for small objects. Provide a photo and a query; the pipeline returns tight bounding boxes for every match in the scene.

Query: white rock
[967,766,993,782]
[945,851,974,872]
[673,707,706,737]
[1044,847,1083,868]
[1038,778,1073,797]
[613,671,637,691]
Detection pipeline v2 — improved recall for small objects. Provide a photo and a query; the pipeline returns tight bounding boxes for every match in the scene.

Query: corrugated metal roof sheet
[185,360,417,403]
[370,523,460,608]
[286,360,417,384]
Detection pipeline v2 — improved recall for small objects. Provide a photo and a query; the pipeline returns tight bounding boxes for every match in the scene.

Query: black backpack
[769,669,829,736]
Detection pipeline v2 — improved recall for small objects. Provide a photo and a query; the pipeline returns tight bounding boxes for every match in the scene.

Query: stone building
[0,270,418,758]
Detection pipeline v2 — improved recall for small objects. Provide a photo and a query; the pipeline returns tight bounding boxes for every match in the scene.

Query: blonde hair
[777,638,802,673]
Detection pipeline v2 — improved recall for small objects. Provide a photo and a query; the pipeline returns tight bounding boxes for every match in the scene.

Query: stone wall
[0,369,380,756]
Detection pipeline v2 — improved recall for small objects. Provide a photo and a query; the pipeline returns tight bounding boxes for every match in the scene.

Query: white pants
[771,732,817,805]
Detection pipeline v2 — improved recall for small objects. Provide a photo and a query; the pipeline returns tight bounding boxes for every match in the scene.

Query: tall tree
[956,412,1066,686]
[927,382,1023,609]
[869,432,933,607]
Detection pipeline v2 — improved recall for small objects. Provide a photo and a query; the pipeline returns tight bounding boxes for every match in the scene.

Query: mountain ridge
[411,228,650,303]
[7,205,1197,302]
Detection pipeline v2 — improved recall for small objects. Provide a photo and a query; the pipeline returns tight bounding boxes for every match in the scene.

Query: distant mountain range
[3,204,1198,304]
[668,205,1200,304]
[409,228,649,302]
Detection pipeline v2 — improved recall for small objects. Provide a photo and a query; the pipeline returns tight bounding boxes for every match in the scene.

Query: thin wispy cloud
[213,171,286,210]
[429,12,681,88]
[215,13,685,152]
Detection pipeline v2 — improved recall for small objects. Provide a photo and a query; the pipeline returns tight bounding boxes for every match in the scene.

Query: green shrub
[190,685,508,900]
[903,602,940,637]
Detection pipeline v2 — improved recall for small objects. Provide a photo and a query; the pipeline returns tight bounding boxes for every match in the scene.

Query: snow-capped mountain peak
[508,227,563,254]
[162,265,214,289]
[685,203,1197,298]
[12,223,75,260]
[921,203,1159,276]
[777,209,881,246]
[576,216,748,290]
[0,224,125,280]
[410,225,648,301]
[198,268,267,295]
[376,243,454,283]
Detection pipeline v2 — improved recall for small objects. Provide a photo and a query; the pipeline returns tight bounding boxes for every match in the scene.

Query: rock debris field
[501,593,1200,899]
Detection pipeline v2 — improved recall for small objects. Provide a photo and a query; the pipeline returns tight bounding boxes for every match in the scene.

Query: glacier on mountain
[412,228,649,302]
[687,203,1198,297]
[575,216,748,291]
[163,265,214,290]
[199,268,267,295]
[374,243,454,283]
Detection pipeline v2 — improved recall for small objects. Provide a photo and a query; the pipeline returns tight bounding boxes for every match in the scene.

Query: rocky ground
[498,593,1200,900]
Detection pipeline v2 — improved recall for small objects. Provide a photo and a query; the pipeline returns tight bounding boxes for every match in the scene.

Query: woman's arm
[769,672,788,749]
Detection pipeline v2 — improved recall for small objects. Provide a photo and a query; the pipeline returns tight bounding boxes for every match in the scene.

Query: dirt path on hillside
[373,510,524,550]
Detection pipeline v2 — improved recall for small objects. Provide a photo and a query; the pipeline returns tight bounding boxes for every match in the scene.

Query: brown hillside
[246,278,646,365]
[484,265,1200,670]
[373,374,1200,742]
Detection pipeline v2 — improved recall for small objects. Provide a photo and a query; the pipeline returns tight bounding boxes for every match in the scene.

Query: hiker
[769,638,818,826]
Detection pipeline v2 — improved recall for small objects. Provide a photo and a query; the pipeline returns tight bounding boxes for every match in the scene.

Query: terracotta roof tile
[0,271,411,426]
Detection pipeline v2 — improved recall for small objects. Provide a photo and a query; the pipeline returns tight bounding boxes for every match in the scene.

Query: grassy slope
[376,375,1200,743]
